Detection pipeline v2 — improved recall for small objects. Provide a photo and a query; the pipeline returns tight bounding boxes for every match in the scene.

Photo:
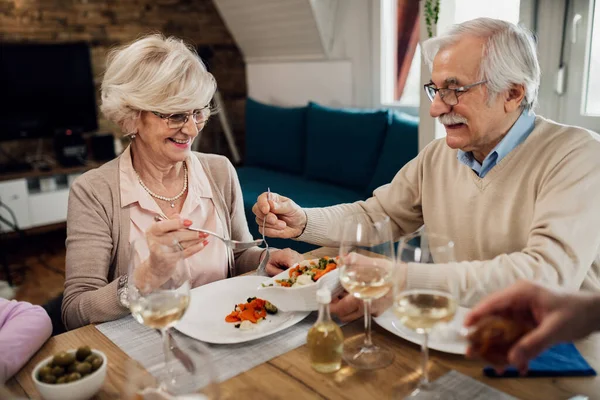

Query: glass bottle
[306,288,344,373]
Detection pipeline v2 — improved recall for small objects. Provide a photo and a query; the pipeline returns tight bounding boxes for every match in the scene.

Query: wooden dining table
[6,248,600,399]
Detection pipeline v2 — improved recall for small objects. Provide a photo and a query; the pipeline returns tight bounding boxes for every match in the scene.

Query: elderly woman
[61,34,302,330]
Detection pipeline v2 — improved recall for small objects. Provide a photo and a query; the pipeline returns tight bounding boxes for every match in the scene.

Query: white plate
[373,306,470,355]
[256,258,344,312]
[175,276,310,344]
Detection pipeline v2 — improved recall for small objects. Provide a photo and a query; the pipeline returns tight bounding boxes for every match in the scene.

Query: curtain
[395,0,420,101]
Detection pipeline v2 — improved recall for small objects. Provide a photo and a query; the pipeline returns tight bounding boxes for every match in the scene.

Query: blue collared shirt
[457,110,536,178]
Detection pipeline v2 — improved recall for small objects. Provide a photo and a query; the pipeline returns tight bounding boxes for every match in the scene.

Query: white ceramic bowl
[32,349,107,400]
[257,260,343,311]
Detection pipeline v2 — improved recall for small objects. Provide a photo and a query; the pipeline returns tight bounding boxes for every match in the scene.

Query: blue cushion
[366,111,419,194]
[237,166,365,253]
[305,102,389,192]
[245,98,306,174]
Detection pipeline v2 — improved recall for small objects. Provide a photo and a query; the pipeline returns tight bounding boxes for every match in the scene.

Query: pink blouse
[119,147,229,287]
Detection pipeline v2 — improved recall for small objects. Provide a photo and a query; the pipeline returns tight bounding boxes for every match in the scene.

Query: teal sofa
[237,98,419,253]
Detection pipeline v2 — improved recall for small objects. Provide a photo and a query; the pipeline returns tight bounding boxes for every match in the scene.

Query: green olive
[67,361,79,373]
[51,365,65,377]
[53,352,76,367]
[76,346,92,362]
[90,357,103,371]
[75,362,92,375]
[38,366,52,379]
[84,354,96,364]
[56,376,67,384]
[67,372,82,382]
[41,374,57,384]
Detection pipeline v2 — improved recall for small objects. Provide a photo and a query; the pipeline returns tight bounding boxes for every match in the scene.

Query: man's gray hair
[422,18,540,111]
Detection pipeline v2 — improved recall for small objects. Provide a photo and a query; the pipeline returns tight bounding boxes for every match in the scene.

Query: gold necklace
[136,162,188,208]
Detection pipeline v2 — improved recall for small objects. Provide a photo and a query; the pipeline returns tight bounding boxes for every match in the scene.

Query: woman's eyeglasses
[151,105,211,129]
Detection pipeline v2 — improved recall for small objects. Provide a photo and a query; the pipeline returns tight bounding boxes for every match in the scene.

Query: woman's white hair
[100,33,216,135]
[422,18,540,111]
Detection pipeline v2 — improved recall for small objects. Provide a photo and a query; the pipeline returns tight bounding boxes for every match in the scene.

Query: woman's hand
[138,215,209,288]
[147,215,209,259]
[264,248,304,276]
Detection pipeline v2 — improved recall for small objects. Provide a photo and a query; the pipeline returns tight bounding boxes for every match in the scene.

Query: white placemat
[95,313,316,383]
[409,370,518,400]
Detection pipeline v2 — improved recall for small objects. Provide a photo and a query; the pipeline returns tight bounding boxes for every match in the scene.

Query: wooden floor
[1,228,66,305]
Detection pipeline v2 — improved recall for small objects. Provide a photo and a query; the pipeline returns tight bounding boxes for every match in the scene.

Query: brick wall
[0,0,246,162]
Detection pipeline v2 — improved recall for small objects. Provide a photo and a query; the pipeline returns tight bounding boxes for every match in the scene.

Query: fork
[186,226,263,250]
[256,188,271,276]
[153,215,263,250]
[165,330,195,374]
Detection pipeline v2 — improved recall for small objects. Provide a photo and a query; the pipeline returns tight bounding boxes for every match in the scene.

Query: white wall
[246,0,375,108]
[246,61,353,107]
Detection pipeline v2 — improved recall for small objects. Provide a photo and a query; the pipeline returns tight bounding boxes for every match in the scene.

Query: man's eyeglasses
[423,80,487,106]
[151,105,211,129]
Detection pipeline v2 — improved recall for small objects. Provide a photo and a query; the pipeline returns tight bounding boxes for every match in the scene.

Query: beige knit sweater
[299,116,600,305]
[61,150,263,330]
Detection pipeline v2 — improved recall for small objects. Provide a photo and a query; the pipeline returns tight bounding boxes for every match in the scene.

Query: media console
[0,162,100,232]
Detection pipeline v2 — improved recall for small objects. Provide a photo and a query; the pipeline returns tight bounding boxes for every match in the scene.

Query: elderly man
[252,18,600,321]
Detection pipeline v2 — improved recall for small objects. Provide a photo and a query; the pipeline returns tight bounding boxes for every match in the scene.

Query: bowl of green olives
[32,345,107,400]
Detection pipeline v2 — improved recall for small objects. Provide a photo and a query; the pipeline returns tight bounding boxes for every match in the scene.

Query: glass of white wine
[121,334,220,400]
[394,230,457,399]
[338,212,396,370]
[128,237,191,392]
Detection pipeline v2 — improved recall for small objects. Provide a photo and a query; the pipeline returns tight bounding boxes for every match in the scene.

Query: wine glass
[394,230,457,399]
[121,334,220,399]
[128,237,191,393]
[338,212,396,370]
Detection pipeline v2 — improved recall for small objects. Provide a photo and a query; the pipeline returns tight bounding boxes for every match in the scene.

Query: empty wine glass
[128,237,191,393]
[121,334,220,399]
[338,212,396,370]
[394,230,457,399]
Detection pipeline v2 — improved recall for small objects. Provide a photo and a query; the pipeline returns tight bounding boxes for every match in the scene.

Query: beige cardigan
[298,116,600,305]
[61,150,263,330]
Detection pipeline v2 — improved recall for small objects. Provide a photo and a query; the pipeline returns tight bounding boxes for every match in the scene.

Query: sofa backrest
[304,102,389,192]
[366,111,419,194]
[245,98,307,174]
[244,99,419,194]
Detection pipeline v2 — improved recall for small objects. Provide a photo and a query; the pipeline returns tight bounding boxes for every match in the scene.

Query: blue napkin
[483,343,596,377]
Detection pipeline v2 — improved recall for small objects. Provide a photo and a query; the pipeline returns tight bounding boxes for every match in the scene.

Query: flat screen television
[0,42,98,141]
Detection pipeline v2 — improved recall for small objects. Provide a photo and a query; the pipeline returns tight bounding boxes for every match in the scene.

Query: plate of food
[373,306,470,355]
[257,256,344,312]
[175,276,310,344]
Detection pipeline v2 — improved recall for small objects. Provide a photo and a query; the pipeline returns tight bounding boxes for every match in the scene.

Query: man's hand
[465,280,600,374]
[252,192,307,239]
[264,248,304,277]
[330,292,393,322]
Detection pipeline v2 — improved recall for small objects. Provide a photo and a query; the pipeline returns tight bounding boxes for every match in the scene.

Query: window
[584,0,600,115]
[380,0,420,108]
[380,0,521,109]
[448,1,520,25]
[555,0,600,130]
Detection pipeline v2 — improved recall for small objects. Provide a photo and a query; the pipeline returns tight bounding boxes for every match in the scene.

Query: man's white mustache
[439,113,468,125]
